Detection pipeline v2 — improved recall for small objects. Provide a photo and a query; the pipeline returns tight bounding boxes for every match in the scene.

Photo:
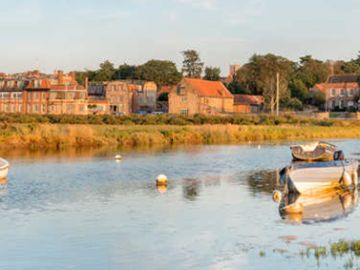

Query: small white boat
[290,141,337,162]
[280,160,359,194]
[0,158,9,179]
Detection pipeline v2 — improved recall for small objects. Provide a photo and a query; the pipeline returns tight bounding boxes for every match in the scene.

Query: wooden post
[276,72,280,116]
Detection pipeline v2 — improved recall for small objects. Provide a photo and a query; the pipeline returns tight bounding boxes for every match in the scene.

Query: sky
[1,0,360,75]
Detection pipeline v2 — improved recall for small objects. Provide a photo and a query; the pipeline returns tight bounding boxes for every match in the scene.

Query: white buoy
[156,174,168,186]
[258,145,261,150]
[343,172,352,187]
[272,190,282,203]
[115,155,122,160]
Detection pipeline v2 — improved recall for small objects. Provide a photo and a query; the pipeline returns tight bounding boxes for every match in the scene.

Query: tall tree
[204,66,221,81]
[94,60,116,82]
[231,54,295,112]
[113,63,138,80]
[182,50,204,78]
[136,60,182,88]
[295,56,329,88]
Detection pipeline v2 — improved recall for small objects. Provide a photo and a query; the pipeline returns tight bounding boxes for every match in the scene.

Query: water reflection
[183,178,202,201]
[246,170,280,195]
[279,189,358,224]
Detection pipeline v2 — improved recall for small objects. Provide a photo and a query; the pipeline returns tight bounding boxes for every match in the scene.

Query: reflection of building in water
[279,189,358,224]
[183,178,202,201]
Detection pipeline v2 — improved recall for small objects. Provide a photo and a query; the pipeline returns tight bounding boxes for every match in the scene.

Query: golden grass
[0,123,359,149]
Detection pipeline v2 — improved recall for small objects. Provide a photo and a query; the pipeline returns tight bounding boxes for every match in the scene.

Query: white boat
[280,160,359,194]
[0,158,9,179]
[290,141,337,162]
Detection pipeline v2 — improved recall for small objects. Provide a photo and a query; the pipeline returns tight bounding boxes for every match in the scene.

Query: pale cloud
[176,0,219,10]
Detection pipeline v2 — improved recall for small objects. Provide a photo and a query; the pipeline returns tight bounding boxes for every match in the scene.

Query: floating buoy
[342,172,352,187]
[115,155,123,160]
[258,145,261,150]
[272,190,282,203]
[156,174,168,186]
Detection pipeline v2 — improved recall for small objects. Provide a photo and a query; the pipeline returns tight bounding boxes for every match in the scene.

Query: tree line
[75,50,360,110]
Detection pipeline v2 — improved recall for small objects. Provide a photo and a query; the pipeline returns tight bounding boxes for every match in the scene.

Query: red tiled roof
[234,94,264,105]
[184,78,233,98]
[313,82,359,92]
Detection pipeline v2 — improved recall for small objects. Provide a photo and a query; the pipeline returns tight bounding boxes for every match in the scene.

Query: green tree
[136,60,182,88]
[182,50,204,78]
[113,63,138,80]
[232,54,295,112]
[295,56,329,88]
[94,60,116,82]
[289,79,308,101]
[204,66,221,81]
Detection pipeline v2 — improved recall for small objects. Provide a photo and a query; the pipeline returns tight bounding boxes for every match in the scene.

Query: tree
[295,56,329,88]
[289,79,308,101]
[204,66,221,81]
[93,60,116,82]
[182,50,204,78]
[113,63,138,80]
[231,54,295,113]
[136,60,182,88]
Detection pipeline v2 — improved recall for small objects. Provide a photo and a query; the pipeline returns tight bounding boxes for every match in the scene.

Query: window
[331,89,336,96]
[339,100,344,109]
[177,85,186,95]
[33,104,39,112]
[348,101,354,107]
[340,89,346,97]
[42,104,47,113]
[180,109,188,116]
[181,96,188,103]
[42,92,47,99]
[331,100,336,109]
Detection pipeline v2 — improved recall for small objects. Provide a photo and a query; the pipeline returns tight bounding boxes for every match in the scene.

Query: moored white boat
[281,160,359,194]
[290,141,337,162]
[0,158,9,179]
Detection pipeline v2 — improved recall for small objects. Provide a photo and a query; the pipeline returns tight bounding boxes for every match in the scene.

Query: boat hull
[287,160,359,194]
[0,158,9,179]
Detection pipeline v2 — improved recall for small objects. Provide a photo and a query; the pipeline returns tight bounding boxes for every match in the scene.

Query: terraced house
[0,71,88,115]
[311,74,360,111]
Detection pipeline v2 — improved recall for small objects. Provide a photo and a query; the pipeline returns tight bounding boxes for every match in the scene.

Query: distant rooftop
[327,74,360,84]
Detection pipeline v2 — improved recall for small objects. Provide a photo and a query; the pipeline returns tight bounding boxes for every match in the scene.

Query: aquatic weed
[331,240,350,257]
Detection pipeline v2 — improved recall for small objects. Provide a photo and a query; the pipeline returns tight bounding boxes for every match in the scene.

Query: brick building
[169,78,234,115]
[311,74,360,111]
[233,94,264,113]
[0,71,89,115]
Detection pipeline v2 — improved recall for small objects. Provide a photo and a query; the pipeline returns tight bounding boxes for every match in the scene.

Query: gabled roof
[313,82,359,92]
[327,74,360,84]
[183,78,233,98]
[234,94,264,105]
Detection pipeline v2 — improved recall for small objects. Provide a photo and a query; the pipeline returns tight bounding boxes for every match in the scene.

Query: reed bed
[0,123,359,149]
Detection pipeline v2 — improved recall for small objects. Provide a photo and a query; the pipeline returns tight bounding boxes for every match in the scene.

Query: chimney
[57,70,64,84]
[85,77,89,90]
[69,72,76,82]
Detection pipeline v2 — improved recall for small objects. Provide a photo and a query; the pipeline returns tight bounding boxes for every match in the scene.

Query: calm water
[1,140,360,270]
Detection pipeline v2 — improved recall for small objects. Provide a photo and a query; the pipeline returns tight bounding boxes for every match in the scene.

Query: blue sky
[1,0,360,75]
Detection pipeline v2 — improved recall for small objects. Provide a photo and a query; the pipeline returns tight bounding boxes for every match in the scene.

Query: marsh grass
[1,123,360,149]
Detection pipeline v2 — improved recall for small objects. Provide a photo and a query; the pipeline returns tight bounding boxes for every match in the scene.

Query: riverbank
[1,123,360,149]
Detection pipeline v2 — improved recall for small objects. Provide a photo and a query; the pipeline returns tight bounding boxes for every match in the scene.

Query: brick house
[0,71,88,115]
[233,94,264,113]
[168,78,234,115]
[311,74,360,111]
[130,81,157,113]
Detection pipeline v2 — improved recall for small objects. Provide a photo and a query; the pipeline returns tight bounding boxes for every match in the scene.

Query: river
[0,140,359,269]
